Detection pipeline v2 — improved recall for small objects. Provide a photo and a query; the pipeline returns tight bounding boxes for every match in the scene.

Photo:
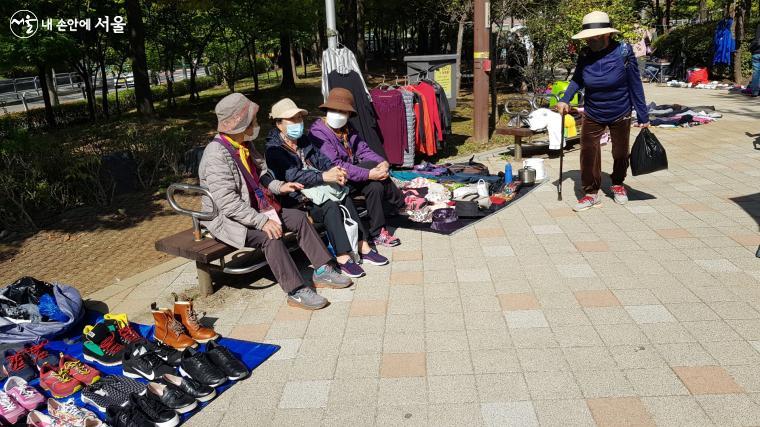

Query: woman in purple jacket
[309,88,406,247]
[556,11,650,212]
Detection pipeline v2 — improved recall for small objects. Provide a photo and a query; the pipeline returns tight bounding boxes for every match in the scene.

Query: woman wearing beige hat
[556,11,650,212]
[265,98,390,279]
[198,93,352,310]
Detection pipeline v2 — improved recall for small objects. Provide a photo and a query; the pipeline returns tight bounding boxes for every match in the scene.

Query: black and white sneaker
[103,375,147,397]
[147,382,197,414]
[161,373,216,402]
[178,348,226,387]
[151,341,182,367]
[106,404,154,427]
[82,380,130,412]
[129,393,179,427]
[206,340,249,380]
[123,347,175,380]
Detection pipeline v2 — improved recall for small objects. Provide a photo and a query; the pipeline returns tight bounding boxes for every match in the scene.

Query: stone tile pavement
[88,86,760,426]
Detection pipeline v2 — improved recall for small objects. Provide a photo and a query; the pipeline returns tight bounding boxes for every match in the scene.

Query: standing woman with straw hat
[556,11,650,212]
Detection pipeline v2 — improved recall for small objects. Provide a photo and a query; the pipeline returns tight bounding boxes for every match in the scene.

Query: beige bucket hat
[269,98,308,120]
[572,11,620,40]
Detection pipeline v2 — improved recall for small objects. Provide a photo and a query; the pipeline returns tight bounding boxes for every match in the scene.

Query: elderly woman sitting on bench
[198,93,351,310]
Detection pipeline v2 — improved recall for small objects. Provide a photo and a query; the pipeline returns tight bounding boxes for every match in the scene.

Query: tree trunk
[290,43,299,82]
[356,0,366,71]
[665,0,672,31]
[655,0,661,32]
[247,41,260,93]
[699,0,708,21]
[344,0,358,50]
[125,0,154,115]
[279,32,296,89]
[733,3,745,83]
[36,64,55,128]
[45,67,59,107]
[456,16,465,92]
[189,60,198,101]
[299,46,307,78]
[99,57,109,117]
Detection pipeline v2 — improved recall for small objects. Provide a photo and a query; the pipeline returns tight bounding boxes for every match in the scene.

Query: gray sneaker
[287,287,328,310]
[313,265,353,289]
[573,194,602,212]
[611,185,628,205]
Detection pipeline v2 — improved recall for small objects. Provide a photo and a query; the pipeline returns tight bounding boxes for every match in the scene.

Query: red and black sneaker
[1,350,36,382]
[82,323,126,367]
[23,340,59,369]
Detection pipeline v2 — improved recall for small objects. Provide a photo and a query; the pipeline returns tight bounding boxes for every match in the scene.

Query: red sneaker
[39,364,82,398]
[373,228,400,247]
[59,354,101,386]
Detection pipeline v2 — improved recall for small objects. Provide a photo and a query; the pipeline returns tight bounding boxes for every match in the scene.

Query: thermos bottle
[504,163,513,184]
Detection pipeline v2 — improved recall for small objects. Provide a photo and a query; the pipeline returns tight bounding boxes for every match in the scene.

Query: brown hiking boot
[173,296,219,343]
[151,303,197,350]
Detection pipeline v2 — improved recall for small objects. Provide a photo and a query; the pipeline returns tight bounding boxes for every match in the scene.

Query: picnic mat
[386,179,548,235]
[1,309,279,423]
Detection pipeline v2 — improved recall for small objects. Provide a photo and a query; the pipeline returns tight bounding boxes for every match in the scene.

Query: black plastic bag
[630,128,668,176]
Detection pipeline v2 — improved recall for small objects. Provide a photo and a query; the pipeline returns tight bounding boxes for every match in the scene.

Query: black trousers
[309,198,368,254]
[351,178,405,238]
[245,208,333,293]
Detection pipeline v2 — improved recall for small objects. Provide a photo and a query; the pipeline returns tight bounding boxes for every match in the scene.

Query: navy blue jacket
[560,41,649,124]
[265,128,333,207]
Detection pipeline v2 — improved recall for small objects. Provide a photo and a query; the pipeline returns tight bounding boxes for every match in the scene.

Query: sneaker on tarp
[82,323,126,366]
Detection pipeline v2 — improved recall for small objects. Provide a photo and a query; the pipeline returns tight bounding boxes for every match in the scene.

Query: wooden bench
[154,183,314,296]
[494,116,581,162]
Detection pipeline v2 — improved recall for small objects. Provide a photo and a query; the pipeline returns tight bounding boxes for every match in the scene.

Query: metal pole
[473,0,490,143]
[325,0,337,49]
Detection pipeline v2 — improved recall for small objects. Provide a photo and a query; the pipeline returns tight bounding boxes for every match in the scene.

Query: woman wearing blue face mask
[265,98,388,278]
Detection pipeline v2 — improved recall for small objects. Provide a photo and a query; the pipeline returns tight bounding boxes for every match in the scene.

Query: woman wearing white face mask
[265,98,389,278]
[198,93,353,310]
[309,88,406,247]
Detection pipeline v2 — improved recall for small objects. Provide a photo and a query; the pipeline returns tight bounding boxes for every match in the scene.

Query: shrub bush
[0,76,218,138]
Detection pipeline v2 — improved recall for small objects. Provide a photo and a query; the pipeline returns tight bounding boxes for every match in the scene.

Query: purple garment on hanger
[370,88,407,165]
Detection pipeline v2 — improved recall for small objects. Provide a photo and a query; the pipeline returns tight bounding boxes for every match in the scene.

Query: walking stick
[558,111,566,201]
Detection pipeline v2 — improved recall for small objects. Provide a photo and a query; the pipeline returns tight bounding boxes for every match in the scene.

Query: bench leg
[196,261,214,296]
[514,136,523,162]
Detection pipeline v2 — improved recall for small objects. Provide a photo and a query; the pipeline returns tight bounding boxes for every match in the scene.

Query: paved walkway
[88,86,760,426]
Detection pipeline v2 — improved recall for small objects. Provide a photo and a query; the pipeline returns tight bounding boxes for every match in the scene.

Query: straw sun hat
[572,11,620,40]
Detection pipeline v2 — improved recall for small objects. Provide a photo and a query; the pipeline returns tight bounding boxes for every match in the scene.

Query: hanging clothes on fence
[397,88,416,168]
[328,70,387,159]
[321,47,369,100]
[429,80,452,139]
[370,87,408,166]
[713,19,735,65]
[404,85,437,156]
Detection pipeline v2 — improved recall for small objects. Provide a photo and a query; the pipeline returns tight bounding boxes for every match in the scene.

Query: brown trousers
[580,115,631,195]
[245,208,332,293]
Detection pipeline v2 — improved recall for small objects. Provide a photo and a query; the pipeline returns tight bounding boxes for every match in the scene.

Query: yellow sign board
[473,51,489,59]
[435,64,452,97]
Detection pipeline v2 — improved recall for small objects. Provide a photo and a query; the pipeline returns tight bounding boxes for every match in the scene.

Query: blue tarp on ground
[1,310,279,423]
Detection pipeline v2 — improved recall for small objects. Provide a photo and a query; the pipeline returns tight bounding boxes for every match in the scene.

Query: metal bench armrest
[167,183,219,242]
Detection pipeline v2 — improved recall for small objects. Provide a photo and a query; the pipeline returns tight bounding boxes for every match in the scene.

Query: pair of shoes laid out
[151,296,218,350]
[179,340,249,388]
[82,313,154,367]
[1,340,59,382]
[27,398,104,427]
[0,376,45,424]
[81,375,146,413]
[106,392,179,427]
[39,354,101,398]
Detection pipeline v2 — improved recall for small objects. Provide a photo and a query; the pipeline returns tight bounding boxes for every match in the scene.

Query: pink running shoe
[373,228,401,247]
[0,390,26,425]
[3,376,44,411]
